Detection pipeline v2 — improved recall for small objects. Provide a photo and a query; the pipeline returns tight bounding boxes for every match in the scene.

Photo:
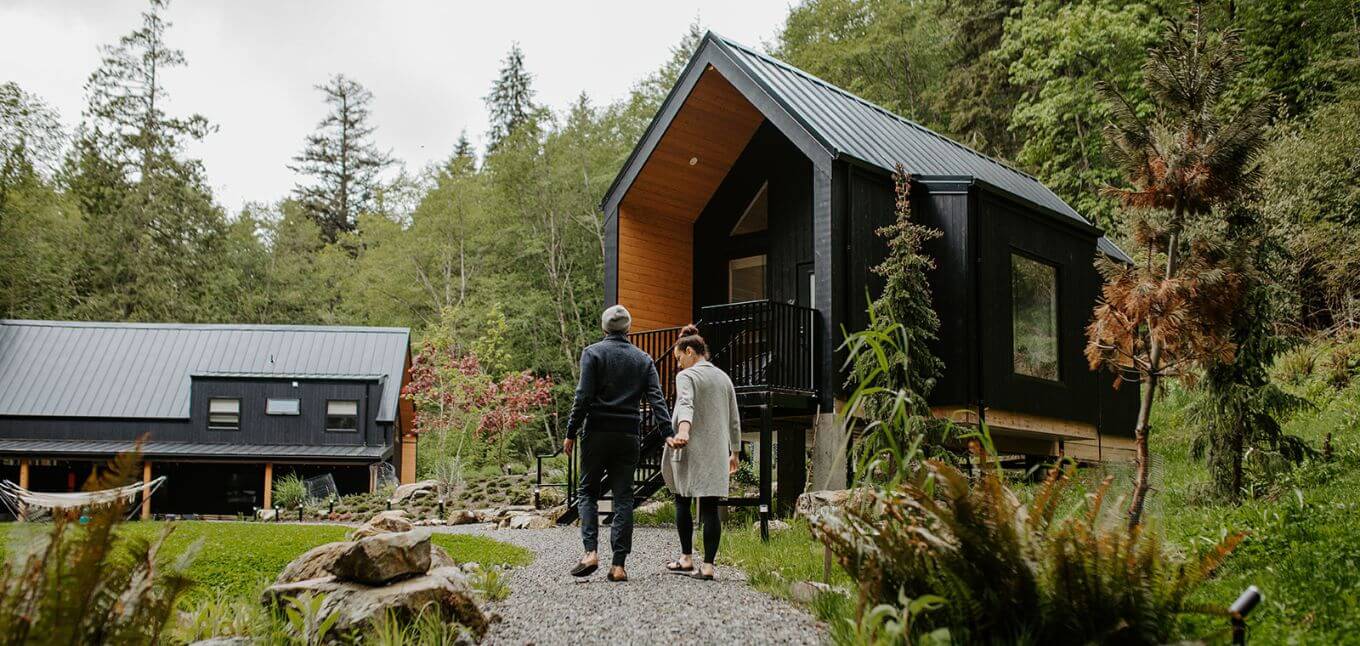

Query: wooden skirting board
[930,406,1136,463]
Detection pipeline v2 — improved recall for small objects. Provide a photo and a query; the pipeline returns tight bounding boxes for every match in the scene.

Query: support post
[140,461,152,521]
[263,462,273,510]
[400,433,417,485]
[810,408,848,491]
[17,458,29,522]
[776,424,807,516]
[759,402,773,542]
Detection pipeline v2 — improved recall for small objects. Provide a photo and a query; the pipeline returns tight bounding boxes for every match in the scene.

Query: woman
[661,324,740,581]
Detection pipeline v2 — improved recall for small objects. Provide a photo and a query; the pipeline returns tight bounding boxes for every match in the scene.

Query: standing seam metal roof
[708,34,1130,262]
[0,321,410,421]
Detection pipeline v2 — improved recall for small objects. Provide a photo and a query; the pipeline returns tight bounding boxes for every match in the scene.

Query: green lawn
[0,521,532,605]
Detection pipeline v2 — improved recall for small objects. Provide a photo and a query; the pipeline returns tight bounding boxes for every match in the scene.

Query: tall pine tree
[483,43,537,151]
[71,0,230,323]
[290,74,392,242]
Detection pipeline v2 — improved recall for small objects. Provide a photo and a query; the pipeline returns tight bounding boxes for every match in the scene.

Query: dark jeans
[577,431,640,567]
[675,494,721,563]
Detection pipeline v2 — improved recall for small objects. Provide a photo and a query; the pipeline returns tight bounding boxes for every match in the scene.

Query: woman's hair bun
[679,323,701,337]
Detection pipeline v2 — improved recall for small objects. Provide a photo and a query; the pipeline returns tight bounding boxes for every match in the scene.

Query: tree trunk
[1126,222,1182,529]
[1126,369,1157,530]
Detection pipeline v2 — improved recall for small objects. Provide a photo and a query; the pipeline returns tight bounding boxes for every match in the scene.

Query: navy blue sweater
[566,333,674,439]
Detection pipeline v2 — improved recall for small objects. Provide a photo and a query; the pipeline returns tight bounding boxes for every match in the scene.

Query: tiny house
[593,32,1138,521]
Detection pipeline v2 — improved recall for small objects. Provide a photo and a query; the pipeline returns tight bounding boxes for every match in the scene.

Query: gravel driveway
[438,524,827,646]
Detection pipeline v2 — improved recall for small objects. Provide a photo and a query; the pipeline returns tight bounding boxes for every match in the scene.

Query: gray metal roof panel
[708,34,1132,263]
[0,321,409,421]
[0,438,387,460]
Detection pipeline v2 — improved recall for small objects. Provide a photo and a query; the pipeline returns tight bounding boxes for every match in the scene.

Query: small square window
[326,400,358,432]
[728,255,767,303]
[266,398,300,416]
[1011,253,1060,381]
[208,398,241,431]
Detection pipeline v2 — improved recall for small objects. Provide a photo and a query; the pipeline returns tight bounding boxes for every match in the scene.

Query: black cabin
[579,32,1138,526]
[0,320,417,517]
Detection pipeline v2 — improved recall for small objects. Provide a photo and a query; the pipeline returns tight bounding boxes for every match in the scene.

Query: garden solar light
[1229,585,1262,645]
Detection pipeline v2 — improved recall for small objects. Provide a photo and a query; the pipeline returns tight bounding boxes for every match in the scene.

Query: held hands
[667,421,692,449]
[729,453,739,475]
[563,438,574,455]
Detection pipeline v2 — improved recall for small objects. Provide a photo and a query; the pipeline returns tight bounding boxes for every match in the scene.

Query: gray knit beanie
[601,305,632,334]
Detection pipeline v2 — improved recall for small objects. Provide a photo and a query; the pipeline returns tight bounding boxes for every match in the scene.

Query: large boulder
[351,510,413,539]
[392,479,439,503]
[261,567,487,640]
[794,489,870,520]
[275,537,455,585]
[276,541,352,584]
[506,513,553,530]
[448,509,480,526]
[326,529,432,585]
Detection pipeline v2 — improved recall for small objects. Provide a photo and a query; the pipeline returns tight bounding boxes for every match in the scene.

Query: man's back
[566,332,672,438]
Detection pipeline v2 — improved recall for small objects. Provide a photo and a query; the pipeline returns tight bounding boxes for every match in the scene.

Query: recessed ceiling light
[689,157,698,166]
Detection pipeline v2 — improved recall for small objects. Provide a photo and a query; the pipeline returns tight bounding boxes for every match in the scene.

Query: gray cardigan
[661,360,741,498]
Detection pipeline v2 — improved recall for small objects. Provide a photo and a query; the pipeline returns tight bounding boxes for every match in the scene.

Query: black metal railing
[700,300,820,396]
[533,445,574,510]
[627,325,684,404]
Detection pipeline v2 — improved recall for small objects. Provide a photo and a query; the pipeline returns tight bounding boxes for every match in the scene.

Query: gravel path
[438,524,827,646]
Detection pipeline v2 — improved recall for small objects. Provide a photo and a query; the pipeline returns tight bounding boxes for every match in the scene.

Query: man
[563,304,673,582]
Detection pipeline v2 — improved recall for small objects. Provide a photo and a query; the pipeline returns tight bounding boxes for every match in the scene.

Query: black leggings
[675,494,721,564]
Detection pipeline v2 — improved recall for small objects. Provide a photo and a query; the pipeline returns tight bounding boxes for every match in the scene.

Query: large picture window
[208,398,241,431]
[1011,253,1060,381]
[326,400,359,432]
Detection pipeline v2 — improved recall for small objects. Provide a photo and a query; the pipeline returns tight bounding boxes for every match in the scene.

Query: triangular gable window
[730,182,768,235]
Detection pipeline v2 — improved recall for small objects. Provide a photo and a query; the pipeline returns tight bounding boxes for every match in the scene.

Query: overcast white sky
[0,0,790,211]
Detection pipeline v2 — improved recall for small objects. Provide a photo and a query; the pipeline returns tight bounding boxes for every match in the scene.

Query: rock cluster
[262,510,485,641]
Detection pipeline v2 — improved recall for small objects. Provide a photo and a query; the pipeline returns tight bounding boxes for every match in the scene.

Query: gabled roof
[605,32,1130,261]
[0,320,410,421]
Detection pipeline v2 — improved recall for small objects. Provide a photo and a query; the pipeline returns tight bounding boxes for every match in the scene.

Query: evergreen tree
[1087,6,1273,527]
[452,130,477,171]
[82,0,210,180]
[933,0,1022,159]
[483,43,537,151]
[1191,203,1311,502]
[0,83,65,215]
[290,74,393,242]
[70,0,230,322]
[852,166,943,416]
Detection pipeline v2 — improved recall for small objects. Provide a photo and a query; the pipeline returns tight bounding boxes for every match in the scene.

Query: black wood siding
[842,171,974,407]
[693,122,814,313]
[975,190,1100,425]
[0,377,395,455]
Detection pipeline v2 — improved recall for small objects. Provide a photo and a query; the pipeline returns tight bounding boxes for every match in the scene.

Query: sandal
[690,565,716,581]
[666,559,695,573]
[569,560,599,577]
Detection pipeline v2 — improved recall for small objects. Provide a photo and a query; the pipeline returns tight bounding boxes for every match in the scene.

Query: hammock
[0,477,167,521]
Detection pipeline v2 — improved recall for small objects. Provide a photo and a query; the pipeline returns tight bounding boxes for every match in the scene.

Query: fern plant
[0,445,200,645]
[814,445,1243,643]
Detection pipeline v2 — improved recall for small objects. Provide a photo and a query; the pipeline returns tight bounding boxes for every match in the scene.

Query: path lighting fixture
[689,156,698,166]
[1229,585,1262,645]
